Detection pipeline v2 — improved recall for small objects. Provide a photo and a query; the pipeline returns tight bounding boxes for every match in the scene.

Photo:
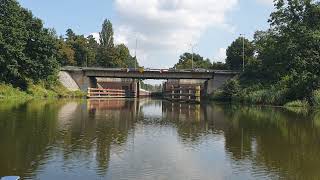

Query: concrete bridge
[60,66,239,96]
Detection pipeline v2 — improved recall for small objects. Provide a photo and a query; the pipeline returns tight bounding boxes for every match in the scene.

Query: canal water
[1,99,320,180]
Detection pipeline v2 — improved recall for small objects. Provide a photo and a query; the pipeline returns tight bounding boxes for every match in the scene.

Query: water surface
[1,99,320,179]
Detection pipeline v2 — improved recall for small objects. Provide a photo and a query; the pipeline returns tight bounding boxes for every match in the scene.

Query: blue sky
[18,0,274,68]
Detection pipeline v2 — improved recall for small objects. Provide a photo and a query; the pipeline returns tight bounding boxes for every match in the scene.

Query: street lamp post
[134,38,138,70]
[189,43,197,70]
[240,34,245,72]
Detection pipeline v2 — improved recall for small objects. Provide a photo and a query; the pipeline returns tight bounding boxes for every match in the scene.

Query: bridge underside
[60,67,239,96]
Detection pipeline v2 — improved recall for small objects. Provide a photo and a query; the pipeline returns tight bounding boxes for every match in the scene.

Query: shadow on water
[0,99,320,179]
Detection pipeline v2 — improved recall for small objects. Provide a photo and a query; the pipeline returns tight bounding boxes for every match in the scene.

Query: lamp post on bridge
[240,34,245,72]
[189,43,197,70]
[134,38,138,70]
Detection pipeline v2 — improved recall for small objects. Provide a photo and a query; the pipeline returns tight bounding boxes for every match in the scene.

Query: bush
[222,78,240,100]
[0,84,31,99]
[312,89,320,107]
[0,82,85,100]
[284,100,309,108]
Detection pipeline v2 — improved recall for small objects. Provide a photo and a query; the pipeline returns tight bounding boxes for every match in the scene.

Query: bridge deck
[61,67,239,80]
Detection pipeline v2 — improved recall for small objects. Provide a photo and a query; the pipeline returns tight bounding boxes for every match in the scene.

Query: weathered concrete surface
[58,72,80,91]
[62,70,97,92]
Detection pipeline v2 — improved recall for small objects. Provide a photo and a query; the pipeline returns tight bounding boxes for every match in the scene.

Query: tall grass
[312,89,320,107]
[0,84,32,100]
[0,82,85,100]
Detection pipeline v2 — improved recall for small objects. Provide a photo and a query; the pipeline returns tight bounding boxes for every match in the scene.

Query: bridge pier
[131,79,140,98]
[205,79,215,95]
[205,73,235,95]
[78,76,97,92]
[64,71,97,91]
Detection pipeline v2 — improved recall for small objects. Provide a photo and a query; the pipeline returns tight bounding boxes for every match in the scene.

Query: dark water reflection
[1,99,320,179]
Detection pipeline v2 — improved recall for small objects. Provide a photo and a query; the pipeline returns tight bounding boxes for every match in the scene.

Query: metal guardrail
[87,88,135,98]
[164,86,201,103]
[61,66,240,74]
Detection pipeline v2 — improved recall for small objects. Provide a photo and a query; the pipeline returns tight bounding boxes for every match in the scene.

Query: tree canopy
[226,37,255,70]
[222,0,320,104]
[174,53,215,69]
[0,0,59,88]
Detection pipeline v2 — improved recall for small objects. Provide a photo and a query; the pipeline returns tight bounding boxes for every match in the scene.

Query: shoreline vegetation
[0,83,84,101]
[208,0,320,108]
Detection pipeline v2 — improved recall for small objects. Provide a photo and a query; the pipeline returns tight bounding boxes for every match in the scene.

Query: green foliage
[0,82,84,99]
[232,78,288,105]
[174,53,216,69]
[56,37,75,66]
[99,19,114,48]
[0,83,31,100]
[0,0,59,88]
[114,44,136,68]
[56,19,136,68]
[212,62,227,70]
[226,37,255,70]
[210,90,226,101]
[222,0,320,106]
[27,82,58,98]
[284,100,309,108]
[97,19,115,67]
[312,89,320,107]
[140,81,162,92]
[221,78,240,100]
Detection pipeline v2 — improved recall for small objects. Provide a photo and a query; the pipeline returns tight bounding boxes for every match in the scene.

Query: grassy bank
[0,83,85,100]
[210,78,320,108]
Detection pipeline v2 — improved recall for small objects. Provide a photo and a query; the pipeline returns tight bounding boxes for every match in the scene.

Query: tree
[99,19,114,48]
[114,44,138,68]
[174,53,212,69]
[266,0,320,99]
[87,35,99,66]
[97,19,115,67]
[212,62,227,70]
[235,0,320,103]
[66,29,76,41]
[56,37,75,66]
[73,35,91,67]
[226,37,255,70]
[0,0,59,88]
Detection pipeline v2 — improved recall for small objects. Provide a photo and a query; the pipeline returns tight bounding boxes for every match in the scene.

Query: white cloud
[256,0,273,6]
[113,0,238,67]
[89,32,100,42]
[213,48,227,63]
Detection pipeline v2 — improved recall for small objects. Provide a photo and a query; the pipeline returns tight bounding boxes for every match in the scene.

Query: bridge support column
[65,71,97,92]
[206,74,235,95]
[206,79,215,95]
[132,79,140,98]
[79,76,97,92]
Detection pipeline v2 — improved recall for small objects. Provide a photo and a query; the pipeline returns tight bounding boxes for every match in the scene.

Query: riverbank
[0,83,85,100]
[209,77,320,108]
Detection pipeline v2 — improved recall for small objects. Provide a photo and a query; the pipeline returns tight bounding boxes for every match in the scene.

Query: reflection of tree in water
[58,99,137,176]
[162,101,320,179]
[221,105,320,179]
[0,100,65,178]
[0,99,137,178]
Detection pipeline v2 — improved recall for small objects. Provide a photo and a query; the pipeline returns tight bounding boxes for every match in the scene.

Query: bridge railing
[87,88,135,98]
[164,86,201,103]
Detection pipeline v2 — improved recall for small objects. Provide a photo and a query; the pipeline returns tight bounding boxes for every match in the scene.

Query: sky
[18,0,274,69]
